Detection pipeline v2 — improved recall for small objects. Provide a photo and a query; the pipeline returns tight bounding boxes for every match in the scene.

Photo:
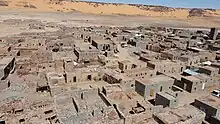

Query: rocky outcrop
[188,8,206,17]
[0,0,8,6]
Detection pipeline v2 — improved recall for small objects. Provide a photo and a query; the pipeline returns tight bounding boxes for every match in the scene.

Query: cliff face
[1,0,220,19]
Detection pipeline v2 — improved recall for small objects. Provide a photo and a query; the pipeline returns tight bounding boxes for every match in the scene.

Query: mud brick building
[135,75,175,99]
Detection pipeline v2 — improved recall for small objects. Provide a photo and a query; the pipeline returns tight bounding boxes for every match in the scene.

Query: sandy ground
[0,0,220,27]
[0,0,220,35]
[0,0,219,29]
[1,0,220,18]
[0,10,218,37]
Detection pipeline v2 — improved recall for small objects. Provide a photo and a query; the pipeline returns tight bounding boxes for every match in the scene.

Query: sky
[83,0,220,9]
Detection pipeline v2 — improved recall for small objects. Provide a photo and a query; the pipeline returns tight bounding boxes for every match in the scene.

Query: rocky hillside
[1,0,220,19]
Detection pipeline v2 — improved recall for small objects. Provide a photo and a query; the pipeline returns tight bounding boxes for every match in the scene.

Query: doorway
[73,76,76,82]
[88,75,92,81]
[160,86,163,92]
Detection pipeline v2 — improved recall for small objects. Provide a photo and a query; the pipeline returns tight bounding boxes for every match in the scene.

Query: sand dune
[0,0,219,18]
[0,0,220,27]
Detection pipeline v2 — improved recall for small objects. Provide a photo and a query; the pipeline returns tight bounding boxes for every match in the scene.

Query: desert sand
[0,0,220,28]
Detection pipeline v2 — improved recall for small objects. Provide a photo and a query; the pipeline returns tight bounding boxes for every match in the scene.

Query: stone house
[199,66,219,77]
[199,51,216,62]
[103,70,134,86]
[135,75,175,100]
[179,54,201,66]
[100,85,157,124]
[155,90,180,108]
[136,41,148,50]
[174,29,193,38]
[146,43,162,52]
[164,36,188,49]
[139,50,161,62]
[37,61,57,73]
[17,38,46,49]
[92,39,116,52]
[194,95,220,123]
[125,67,156,79]
[0,57,15,80]
[66,67,102,84]
[209,44,220,51]
[147,60,186,74]
[118,60,147,72]
[46,72,65,86]
[56,88,122,124]
[78,89,122,124]
[31,50,53,62]
[154,105,205,124]
[179,74,212,93]
[194,74,215,87]
[160,49,184,60]
[74,47,101,62]
[14,47,38,57]
[118,60,133,72]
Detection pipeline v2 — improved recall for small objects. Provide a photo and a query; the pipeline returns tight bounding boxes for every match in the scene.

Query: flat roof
[140,118,159,124]
[93,39,113,44]
[0,65,5,70]
[155,105,205,123]
[0,57,14,65]
[164,73,183,81]
[119,58,146,66]
[161,48,184,55]
[149,60,178,65]
[157,92,177,101]
[75,42,90,49]
[181,76,200,82]
[104,84,123,93]
[119,60,131,64]
[180,53,200,58]
[137,75,174,85]
[126,67,154,73]
[200,66,219,71]
[104,69,133,81]
[211,62,220,66]
[156,112,179,124]
[196,95,220,109]
[141,50,160,56]
[14,47,38,50]
[74,40,98,51]
[194,73,210,80]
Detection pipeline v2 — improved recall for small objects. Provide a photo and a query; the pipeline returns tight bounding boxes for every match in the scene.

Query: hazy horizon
[81,0,220,9]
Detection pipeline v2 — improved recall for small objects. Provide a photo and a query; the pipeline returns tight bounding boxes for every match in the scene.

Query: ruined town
[0,16,220,124]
